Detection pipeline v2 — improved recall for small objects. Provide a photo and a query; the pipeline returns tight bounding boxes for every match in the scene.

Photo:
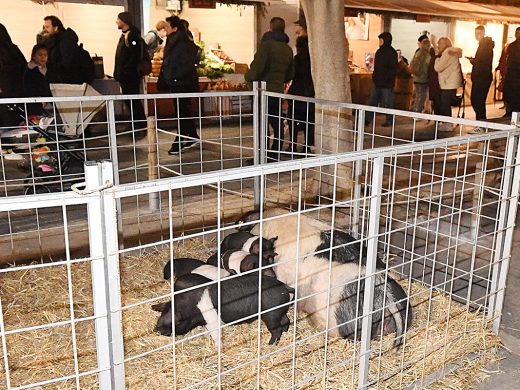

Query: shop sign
[189,0,216,8]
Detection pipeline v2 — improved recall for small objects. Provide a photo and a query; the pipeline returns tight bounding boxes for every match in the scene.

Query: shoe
[469,127,484,134]
[183,137,200,150]
[168,136,200,155]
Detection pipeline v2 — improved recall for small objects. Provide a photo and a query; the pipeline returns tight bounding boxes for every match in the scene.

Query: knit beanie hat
[117,12,133,26]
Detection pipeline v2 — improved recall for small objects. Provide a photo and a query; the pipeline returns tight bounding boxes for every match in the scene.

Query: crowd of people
[367,25,520,132]
[1,13,520,158]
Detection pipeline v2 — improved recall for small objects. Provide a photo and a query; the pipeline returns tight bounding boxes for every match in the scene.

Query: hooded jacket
[245,31,294,93]
[114,25,143,83]
[43,28,83,84]
[372,33,398,89]
[158,29,199,92]
[471,36,494,82]
[504,39,520,111]
[434,48,463,90]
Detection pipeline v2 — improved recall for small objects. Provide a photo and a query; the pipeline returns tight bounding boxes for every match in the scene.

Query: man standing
[41,15,84,84]
[245,17,294,161]
[410,35,431,113]
[503,27,520,117]
[158,16,200,155]
[114,11,147,135]
[467,25,494,120]
[366,32,398,127]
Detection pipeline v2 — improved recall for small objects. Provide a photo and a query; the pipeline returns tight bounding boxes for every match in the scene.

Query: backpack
[138,37,152,77]
[78,43,95,84]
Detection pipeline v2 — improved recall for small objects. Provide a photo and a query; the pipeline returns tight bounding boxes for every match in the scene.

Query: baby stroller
[6,104,85,194]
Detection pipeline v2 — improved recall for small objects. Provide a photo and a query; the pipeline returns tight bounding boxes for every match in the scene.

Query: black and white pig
[236,208,412,347]
[163,258,231,280]
[152,273,294,346]
[207,249,277,278]
[238,209,385,269]
[207,231,278,265]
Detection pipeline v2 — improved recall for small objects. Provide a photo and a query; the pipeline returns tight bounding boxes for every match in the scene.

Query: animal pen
[0,88,519,389]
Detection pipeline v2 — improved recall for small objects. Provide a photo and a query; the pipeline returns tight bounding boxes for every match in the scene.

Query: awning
[345,0,520,24]
[31,0,125,5]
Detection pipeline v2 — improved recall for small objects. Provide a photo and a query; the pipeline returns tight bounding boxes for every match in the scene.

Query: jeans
[120,79,146,128]
[471,76,492,120]
[366,86,394,124]
[438,89,457,117]
[413,83,428,113]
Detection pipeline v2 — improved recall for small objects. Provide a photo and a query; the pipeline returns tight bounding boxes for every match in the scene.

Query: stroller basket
[7,105,86,194]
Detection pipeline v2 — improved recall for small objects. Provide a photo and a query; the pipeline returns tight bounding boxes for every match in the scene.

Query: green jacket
[245,37,294,93]
[410,49,431,84]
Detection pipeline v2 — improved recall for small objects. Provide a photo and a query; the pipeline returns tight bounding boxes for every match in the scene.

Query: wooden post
[147,116,159,211]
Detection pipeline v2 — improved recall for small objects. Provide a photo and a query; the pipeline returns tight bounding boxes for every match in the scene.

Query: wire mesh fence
[0,90,255,197]
[0,126,519,389]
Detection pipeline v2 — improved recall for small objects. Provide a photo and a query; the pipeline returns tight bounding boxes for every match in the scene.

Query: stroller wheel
[24,183,53,195]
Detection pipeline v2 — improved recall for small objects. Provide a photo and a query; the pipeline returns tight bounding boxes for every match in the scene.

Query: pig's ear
[269,236,278,244]
[152,302,171,313]
[236,210,261,231]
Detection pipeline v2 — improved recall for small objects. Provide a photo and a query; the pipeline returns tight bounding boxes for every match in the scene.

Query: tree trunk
[301,0,354,200]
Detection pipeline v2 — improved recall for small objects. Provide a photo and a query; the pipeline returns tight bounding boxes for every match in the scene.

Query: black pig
[152,273,294,346]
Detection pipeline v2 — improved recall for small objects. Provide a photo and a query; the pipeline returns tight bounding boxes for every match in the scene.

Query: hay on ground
[0,238,501,389]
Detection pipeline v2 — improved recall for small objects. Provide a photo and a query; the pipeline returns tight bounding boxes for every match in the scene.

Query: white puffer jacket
[434,49,463,90]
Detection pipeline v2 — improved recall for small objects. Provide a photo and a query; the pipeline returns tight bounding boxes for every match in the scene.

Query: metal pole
[100,161,126,389]
[85,161,113,390]
[260,81,267,165]
[492,133,520,333]
[147,116,159,211]
[107,99,125,249]
[487,135,515,321]
[352,109,365,239]
[358,156,384,389]
[253,81,261,207]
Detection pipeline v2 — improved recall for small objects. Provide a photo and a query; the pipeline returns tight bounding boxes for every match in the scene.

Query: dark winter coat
[245,31,294,93]
[372,40,398,89]
[428,53,441,102]
[504,39,520,111]
[0,23,26,98]
[288,49,314,97]
[157,30,199,92]
[23,63,52,114]
[43,28,83,84]
[114,26,143,83]
[471,36,494,82]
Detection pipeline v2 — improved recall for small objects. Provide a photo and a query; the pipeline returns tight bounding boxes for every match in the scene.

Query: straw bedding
[0,238,501,389]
